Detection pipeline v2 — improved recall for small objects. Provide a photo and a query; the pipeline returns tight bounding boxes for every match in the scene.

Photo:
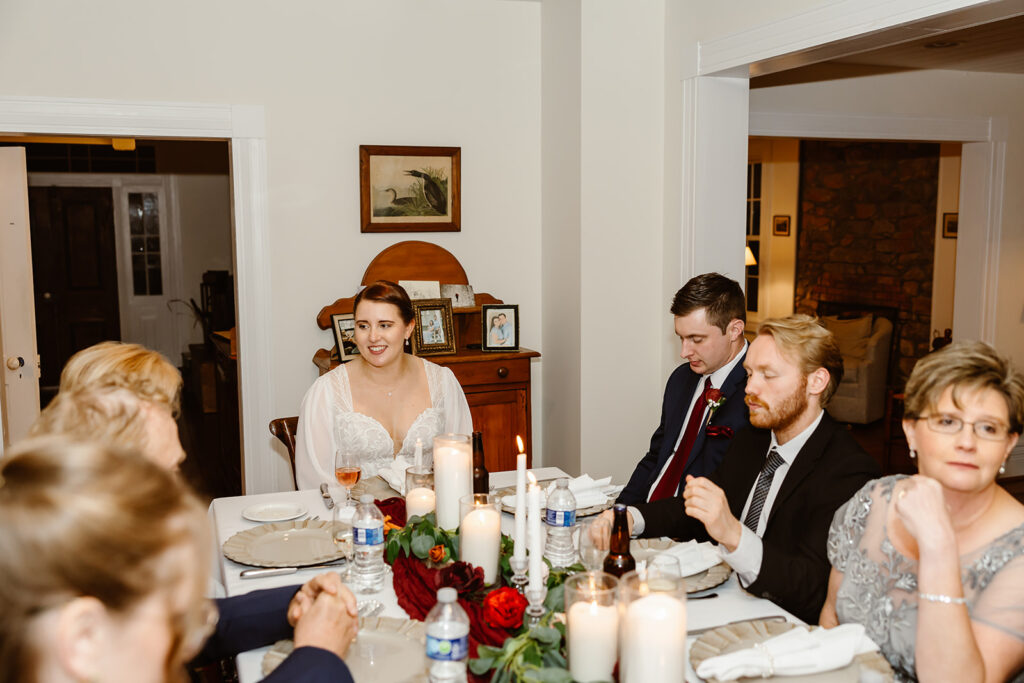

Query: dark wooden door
[29,186,121,405]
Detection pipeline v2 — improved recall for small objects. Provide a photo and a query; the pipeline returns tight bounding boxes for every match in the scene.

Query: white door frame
[0,96,273,493]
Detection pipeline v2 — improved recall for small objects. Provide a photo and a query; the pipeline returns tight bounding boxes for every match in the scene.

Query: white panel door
[0,148,40,450]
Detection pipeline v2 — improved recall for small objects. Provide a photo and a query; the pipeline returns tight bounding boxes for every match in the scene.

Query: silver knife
[240,559,347,579]
[320,482,335,510]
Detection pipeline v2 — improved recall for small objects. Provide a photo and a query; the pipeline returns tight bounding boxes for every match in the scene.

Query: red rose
[435,561,486,595]
[482,587,529,629]
[705,388,724,405]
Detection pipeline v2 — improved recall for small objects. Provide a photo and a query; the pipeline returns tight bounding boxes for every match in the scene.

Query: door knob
[42,292,52,300]
[6,356,24,371]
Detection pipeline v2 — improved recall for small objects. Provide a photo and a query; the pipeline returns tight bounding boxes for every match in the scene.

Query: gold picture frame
[411,299,456,356]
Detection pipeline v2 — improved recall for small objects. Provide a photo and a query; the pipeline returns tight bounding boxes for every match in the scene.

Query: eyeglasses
[917,414,1010,441]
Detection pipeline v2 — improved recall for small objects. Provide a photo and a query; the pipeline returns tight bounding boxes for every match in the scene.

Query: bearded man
[599,315,880,624]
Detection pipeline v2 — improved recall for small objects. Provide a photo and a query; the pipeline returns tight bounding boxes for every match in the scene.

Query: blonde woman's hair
[0,437,208,682]
[904,340,1024,435]
[30,387,153,455]
[757,315,845,406]
[59,341,182,415]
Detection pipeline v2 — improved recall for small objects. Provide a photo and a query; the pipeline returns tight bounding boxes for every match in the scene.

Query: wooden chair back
[269,416,299,489]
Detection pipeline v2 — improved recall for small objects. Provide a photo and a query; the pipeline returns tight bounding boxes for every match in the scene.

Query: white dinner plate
[241,502,307,523]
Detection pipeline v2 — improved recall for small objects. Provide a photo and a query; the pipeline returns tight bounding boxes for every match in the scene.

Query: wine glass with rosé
[334,449,362,508]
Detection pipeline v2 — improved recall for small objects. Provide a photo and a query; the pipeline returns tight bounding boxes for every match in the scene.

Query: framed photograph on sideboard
[481,304,519,352]
[411,299,456,356]
[331,313,360,362]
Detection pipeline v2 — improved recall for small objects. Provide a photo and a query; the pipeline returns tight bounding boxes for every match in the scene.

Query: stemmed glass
[334,449,361,508]
[331,502,354,581]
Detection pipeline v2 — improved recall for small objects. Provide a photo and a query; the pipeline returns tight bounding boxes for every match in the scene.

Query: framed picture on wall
[942,212,958,239]
[411,299,456,356]
[481,304,520,352]
[772,215,791,237]
[360,145,461,233]
[331,313,360,362]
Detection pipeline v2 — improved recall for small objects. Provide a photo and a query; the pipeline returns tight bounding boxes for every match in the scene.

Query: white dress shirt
[646,342,748,500]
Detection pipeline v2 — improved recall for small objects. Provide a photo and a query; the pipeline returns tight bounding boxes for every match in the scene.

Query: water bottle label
[353,526,384,545]
[426,634,469,662]
[545,508,576,527]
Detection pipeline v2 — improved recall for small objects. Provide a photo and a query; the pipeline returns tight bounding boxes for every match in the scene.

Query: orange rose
[429,544,447,563]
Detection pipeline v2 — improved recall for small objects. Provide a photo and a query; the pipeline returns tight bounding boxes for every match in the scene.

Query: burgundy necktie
[649,377,711,501]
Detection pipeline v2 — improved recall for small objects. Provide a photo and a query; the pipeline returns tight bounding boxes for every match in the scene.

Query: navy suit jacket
[618,352,750,505]
[635,414,880,624]
[195,585,355,683]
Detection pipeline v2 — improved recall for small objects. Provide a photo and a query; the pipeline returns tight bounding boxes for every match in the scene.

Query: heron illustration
[405,169,446,215]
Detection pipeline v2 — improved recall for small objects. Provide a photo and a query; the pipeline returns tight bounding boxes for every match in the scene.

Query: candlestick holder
[509,555,529,594]
[524,584,548,627]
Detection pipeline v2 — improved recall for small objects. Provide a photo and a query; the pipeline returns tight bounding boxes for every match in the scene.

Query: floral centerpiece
[382,502,580,682]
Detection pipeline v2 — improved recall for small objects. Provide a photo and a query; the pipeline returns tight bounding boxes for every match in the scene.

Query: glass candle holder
[617,569,687,683]
[405,466,435,521]
[433,433,472,530]
[458,493,501,584]
[565,571,619,683]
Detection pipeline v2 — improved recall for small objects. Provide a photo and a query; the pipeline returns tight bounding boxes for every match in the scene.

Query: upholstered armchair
[824,315,894,424]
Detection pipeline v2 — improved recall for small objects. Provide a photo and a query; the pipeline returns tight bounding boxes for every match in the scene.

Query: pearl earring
[909,449,917,460]
[1000,462,1007,474]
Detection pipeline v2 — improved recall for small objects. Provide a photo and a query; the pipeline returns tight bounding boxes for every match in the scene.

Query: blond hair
[0,437,208,682]
[30,387,153,455]
[757,315,844,406]
[904,340,1024,434]
[60,341,182,415]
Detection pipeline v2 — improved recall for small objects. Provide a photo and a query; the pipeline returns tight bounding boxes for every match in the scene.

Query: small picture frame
[331,313,360,362]
[440,283,475,308]
[481,304,519,352]
[772,215,791,237]
[411,299,457,356]
[360,145,461,233]
[942,212,958,239]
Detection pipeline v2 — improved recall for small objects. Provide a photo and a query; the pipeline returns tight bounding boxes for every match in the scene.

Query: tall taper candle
[513,436,527,563]
[527,473,543,594]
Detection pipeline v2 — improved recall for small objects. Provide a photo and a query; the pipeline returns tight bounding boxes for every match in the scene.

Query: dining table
[208,466,800,683]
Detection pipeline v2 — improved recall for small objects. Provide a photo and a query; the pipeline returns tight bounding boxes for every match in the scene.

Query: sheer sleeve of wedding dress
[828,476,1024,681]
[294,358,473,489]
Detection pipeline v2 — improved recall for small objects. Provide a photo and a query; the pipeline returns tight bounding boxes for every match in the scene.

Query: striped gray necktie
[743,449,785,533]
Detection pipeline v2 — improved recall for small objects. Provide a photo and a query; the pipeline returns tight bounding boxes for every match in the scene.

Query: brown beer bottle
[472,431,489,494]
[602,503,636,577]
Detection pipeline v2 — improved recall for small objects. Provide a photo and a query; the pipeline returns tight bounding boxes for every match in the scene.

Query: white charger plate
[222,519,344,568]
[241,502,307,523]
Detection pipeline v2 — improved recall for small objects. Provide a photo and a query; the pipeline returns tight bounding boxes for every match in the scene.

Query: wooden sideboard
[312,241,540,472]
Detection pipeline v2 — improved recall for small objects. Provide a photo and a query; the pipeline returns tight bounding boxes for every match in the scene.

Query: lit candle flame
[527,471,537,486]
[516,435,525,453]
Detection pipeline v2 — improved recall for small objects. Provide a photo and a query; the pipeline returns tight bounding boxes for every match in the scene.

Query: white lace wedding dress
[294,357,473,490]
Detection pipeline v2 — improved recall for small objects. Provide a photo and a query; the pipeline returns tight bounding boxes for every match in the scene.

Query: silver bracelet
[918,591,967,605]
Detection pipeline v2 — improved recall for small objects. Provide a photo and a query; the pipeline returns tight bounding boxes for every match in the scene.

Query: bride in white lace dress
[821,341,1024,682]
[295,281,472,489]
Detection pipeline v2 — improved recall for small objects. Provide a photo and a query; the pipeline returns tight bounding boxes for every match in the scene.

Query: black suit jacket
[618,353,750,505]
[196,586,355,683]
[635,413,879,624]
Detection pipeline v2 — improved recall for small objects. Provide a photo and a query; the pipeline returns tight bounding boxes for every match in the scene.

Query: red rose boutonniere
[705,388,726,422]
[481,586,529,629]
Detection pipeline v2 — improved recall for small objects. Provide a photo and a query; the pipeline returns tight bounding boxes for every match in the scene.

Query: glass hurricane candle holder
[617,569,687,683]
[458,493,501,584]
[433,433,472,530]
[565,571,619,683]
[404,466,435,520]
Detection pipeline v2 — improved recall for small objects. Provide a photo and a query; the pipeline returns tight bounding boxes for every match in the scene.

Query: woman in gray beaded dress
[821,341,1024,682]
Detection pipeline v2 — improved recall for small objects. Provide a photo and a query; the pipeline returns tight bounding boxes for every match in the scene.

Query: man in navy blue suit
[618,273,751,505]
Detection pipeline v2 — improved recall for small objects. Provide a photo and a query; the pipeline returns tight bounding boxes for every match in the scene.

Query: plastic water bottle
[426,587,470,682]
[544,478,578,567]
[351,494,385,593]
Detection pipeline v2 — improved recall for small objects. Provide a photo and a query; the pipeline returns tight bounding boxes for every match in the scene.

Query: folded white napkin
[501,474,615,511]
[696,623,879,681]
[656,540,721,577]
[377,456,412,496]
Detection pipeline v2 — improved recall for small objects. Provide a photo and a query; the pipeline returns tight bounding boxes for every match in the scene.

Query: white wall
[173,175,233,347]
[0,0,542,490]
[749,70,1024,367]
[748,137,799,321]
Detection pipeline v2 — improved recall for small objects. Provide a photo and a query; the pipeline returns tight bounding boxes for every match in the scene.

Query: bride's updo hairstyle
[60,341,182,416]
[0,437,209,682]
[354,280,415,324]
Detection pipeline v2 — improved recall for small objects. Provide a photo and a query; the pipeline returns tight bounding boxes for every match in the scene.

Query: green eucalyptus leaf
[544,583,564,613]
[530,625,561,646]
[468,656,495,674]
[400,533,411,556]
[529,668,574,683]
[411,533,435,558]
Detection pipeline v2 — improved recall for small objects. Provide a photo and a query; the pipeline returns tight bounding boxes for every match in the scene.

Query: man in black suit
[607,315,880,624]
[618,273,752,505]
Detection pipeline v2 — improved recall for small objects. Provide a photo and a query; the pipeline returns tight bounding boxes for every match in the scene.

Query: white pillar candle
[527,475,544,593]
[406,487,436,519]
[460,506,502,583]
[621,593,687,683]
[568,601,618,682]
[513,448,527,563]
[433,435,472,530]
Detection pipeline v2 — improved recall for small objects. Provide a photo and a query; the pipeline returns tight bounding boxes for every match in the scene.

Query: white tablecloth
[207,467,799,683]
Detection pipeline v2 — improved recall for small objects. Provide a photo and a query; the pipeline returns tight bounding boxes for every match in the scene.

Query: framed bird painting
[360,145,461,232]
